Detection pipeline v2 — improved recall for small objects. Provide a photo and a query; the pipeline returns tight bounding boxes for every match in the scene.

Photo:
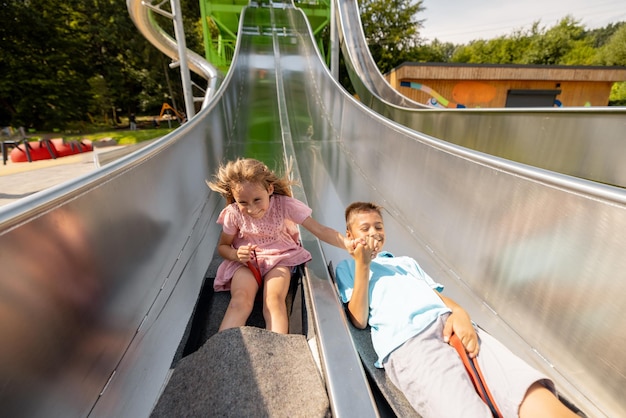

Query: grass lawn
[20,116,182,146]
[66,127,179,146]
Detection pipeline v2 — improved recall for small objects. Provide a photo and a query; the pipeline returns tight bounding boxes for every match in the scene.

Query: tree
[609,81,626,106]
[521,16,591,65]
[0,0,93,129]
[80,0,184,122]
[449,16,601,66]
[0,0,197,130]
[410,39,456,63]
[585,22,625,48]
[359,0,425,73]
[451,34,531,64]
[596,24,626,105]
[596,24,626,66]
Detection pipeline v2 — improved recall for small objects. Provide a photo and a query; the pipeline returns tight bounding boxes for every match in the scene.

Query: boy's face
[347,210,385,255]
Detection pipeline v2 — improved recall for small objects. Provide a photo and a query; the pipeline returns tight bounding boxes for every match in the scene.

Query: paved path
[0,147,124,208]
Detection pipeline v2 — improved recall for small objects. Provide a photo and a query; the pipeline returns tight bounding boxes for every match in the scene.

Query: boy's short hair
[345,202,383,229]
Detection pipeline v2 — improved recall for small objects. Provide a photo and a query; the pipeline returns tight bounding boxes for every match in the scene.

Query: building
[385,63,626,108]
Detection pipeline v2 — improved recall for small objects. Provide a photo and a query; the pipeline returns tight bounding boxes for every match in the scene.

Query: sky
[418,0,626,44]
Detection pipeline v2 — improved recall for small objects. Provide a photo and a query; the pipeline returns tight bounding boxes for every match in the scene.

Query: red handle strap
[247,249,263,288]
[247,260,263,288]
[449,333,503,418]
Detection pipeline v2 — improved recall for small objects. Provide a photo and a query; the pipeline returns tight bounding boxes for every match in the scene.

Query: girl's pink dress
[213,194,313,291]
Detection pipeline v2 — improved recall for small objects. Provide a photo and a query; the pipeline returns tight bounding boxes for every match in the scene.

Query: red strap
[247,260,263,288]
[449,333,503,418]
[247,249,263,289]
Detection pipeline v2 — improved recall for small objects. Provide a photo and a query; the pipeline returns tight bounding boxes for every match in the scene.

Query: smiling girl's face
[232,181,274,219]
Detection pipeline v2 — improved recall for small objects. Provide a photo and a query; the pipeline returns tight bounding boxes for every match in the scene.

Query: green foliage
[609,82,626,106]
[59,126,178,146]
[0,0,92,128]
[410,39,456,62]
[585,22,625,48]
[559,41,596,65]
[598,25,626,106]
[360,0,425,73]
[452,34,532,64]
[0,0,200,131]
[596,24,626,66]
[521,17,590,65]
[448,16,601,65]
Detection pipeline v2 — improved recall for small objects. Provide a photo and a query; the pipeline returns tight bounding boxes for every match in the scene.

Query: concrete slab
[0,146,125,208]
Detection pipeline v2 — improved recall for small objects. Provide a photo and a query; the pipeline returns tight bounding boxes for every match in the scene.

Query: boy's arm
[438,294,480,357]
[301,216,350,250]
[347,256,370,329]
[345,239,376,329]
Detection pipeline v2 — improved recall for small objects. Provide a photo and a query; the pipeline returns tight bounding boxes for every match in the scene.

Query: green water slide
[200,0,330,71]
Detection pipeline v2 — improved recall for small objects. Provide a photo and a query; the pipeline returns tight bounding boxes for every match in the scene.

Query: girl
[207,158,349,334]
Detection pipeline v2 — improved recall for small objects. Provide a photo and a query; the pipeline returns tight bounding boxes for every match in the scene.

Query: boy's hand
[352,235,379,262]
[352,239,369,263]
[443,309,479,358]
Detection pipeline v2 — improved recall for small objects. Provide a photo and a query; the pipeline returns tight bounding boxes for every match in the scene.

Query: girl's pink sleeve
[282,196,313,224]
[218,204,240,235]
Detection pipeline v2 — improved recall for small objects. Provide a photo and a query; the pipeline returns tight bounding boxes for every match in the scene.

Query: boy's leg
[519,382,579,418]
[262,266,291,334]
[475,329,576,418]
[218,268,258,331]
[384,315,491,418]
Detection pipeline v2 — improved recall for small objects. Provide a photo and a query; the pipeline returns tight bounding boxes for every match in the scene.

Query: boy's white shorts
[384,313,554,418]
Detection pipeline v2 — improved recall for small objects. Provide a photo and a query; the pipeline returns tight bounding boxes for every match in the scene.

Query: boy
[335,202,578,418]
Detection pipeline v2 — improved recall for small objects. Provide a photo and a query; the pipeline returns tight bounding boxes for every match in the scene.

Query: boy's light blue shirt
[335,251,451,367]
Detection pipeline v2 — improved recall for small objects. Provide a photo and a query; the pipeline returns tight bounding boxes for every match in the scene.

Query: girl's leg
[218,268,258,332]
[262,266,291,334]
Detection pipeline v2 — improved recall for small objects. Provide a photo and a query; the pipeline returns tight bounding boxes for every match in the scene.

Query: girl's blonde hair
[206,158,296,204]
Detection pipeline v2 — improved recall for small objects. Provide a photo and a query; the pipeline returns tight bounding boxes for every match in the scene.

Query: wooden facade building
[385,63,626,108]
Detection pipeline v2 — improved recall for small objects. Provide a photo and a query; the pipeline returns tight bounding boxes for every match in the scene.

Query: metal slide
[1,1,625,417]
[335,0,626,188]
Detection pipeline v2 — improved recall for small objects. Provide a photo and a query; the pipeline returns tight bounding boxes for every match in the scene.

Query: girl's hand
[236,244,257,263]
[344,236,356,254]
[346,238,363,256]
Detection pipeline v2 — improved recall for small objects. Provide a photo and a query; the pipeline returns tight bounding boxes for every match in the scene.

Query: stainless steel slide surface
[335,0,626,188]
[1,1,625,417]
[333,0,426,110]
